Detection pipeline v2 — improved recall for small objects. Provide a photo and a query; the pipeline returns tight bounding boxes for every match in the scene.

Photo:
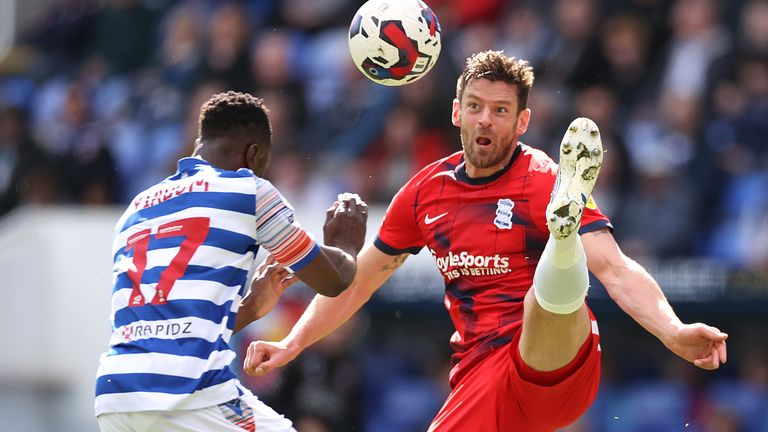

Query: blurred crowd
[230,296,768,432]
[1,0,767,430]
[0,0,766,268]
[236,302,768,432]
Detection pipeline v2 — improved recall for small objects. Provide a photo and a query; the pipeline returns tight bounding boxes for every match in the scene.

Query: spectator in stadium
[95,91,367,431]
[36,78,118,204]
[0,105,59,215]
[199,2,253,92]
[244,51,728,431]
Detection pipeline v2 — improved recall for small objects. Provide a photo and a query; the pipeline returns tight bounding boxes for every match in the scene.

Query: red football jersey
[375,144,611,384]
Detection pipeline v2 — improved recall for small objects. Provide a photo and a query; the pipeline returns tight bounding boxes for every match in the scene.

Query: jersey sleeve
[254,179,320,272]
[579,195,613,234]
[374,180,425,256]
[528,160,613,235]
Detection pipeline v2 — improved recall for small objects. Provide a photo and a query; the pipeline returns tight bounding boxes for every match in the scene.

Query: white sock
[533,234,589,314]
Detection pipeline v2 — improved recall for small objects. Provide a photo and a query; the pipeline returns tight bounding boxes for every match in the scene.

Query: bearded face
[452,79,530,178]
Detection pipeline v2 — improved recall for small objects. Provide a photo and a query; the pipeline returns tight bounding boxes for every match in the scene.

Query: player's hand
[664,323,728,370]
[243,340,300,376]
[235,256,297,331]
[324,192,368,255]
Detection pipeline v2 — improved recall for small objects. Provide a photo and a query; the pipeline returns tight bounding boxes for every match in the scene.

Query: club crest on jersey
[494,199,514,229]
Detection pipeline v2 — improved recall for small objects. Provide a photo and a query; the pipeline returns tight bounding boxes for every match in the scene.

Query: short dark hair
[198,91,272,146]
[456,50,535,112]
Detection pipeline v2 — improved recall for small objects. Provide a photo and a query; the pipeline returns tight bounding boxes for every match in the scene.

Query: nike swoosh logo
[424,212,448,225]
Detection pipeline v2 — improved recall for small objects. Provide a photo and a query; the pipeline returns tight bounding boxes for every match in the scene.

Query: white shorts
[97,390,295,432]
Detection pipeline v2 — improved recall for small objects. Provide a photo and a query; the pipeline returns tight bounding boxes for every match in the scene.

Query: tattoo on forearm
[380,254,408,271]
[589,228,610,237]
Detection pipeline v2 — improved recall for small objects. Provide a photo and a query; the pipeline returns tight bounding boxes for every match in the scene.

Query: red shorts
[428,317,601,432]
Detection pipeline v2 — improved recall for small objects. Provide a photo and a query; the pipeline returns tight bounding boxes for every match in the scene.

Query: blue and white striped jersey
[95,157,320,415]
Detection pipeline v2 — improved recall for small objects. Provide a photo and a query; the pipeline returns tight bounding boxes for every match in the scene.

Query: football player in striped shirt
[95,91,367,431]
[244,51,729,431]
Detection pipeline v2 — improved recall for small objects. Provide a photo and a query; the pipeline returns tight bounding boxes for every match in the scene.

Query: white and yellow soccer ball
[348,0,441,86]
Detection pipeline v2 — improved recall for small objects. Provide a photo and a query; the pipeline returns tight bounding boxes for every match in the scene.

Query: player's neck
[465,163,506,178]
[458,145,522,184]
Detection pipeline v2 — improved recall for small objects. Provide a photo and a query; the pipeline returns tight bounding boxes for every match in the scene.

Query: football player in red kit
[243,51,728,431]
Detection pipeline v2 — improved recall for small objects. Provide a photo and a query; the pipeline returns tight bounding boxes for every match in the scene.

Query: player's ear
[516,108,531,136]
[191,138,202,156]
[247,142,271,176]
[451,98,460,127]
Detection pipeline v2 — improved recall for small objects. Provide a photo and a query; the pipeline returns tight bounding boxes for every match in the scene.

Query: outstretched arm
[243,243,408,376]
[582,228,728,370]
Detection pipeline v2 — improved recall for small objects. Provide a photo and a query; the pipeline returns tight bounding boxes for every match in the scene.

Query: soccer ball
[348,0,441,86]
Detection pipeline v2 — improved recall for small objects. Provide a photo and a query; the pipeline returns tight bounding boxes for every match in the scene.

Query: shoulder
[518,143,557,177]
[253,177,289,205]
[384,151,461,213]
[405,151,464,190]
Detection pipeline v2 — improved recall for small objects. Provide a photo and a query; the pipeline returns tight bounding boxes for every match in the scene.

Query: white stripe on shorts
[97,386,294,432]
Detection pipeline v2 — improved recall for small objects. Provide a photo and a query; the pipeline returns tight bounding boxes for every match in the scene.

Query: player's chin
[467,150,501,168]
[694,359,719,370]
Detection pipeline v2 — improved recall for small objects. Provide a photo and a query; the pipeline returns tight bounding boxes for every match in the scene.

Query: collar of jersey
[455,143,522,185]
[171,156,210,179]
[177,156,210,172]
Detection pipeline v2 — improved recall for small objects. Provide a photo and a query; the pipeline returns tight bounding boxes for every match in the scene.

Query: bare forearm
[233,313,251,335]
[295,245,358,297]
[584,230,728,369]
[284,246,407,354]
[284,283,371,351]
[320,245,357,288]
[233,299,272,334]
[233,259,296,334]
[584,230,683,345]
[602,257,683,344]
